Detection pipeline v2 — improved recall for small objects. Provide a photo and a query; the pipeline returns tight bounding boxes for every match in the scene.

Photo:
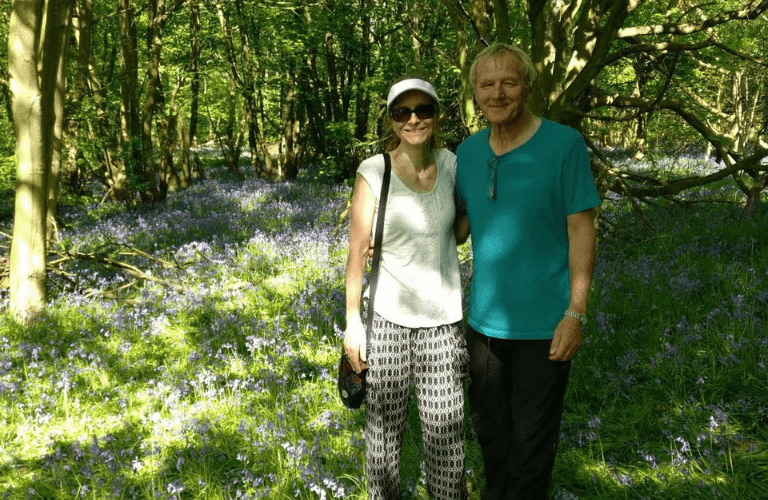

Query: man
[455,43,600,499]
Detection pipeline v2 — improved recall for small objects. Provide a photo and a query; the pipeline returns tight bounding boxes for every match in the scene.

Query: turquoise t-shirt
[456,119,600,339]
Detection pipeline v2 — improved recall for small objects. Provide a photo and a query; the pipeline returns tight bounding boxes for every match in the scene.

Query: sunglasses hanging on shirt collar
[487,156,497,200]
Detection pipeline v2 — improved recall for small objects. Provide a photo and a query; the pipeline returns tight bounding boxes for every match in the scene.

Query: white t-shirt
[357,149,462,328]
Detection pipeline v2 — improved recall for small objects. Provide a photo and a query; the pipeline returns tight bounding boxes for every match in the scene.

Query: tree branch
[626,148,768,197]
[601,39,712,69]
[398,15,460,67]
[617,1,768,38]
[451,0,491,47]
[710,39,768,67]
[672,76,729,120]
[49,248,186,292]
[555,0,634,118]
[585,94,735,156]
[583,134,657,232]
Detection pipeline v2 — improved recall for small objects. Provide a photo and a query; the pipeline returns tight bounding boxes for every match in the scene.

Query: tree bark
[324,32,343,122]
[118,0,143,201]
[302,49,328,160]
[354,0,371,143]
[234,0,267,177]
[282,64,299,180]
[9,0,47,321]
[180,0,202,185]
[158,77,181,193]
[141,0,167,201]
[65,0,92,195]
[443,0,478,134]
[214,0,243,176]
[71,0,125,200]
[744,172,767,213]
[8,0,72,322]
[42,0,72,243]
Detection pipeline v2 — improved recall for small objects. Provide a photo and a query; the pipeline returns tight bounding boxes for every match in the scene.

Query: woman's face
[390,90,436,148]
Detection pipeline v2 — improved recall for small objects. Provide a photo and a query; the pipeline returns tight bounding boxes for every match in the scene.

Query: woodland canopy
[1,0,768,320]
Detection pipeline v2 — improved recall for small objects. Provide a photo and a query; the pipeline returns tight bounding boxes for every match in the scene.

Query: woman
[344,77,468,500]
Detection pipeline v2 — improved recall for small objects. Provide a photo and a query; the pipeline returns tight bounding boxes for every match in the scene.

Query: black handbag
[338,152,391,409]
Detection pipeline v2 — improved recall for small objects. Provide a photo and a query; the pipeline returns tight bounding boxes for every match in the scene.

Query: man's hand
[343,315,369,373]
[549,315,582,361]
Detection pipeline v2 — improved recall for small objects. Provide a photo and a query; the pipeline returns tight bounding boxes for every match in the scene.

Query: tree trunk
[8,0,72,322]
[68,0,124,200]
[64,0,90,195]
[178,112,192,187]
[118,0,142,201]
[324,32,343,122]
[214,0,243,177]
[412,6,422,72]
[744,172,767,213]
[257,70,275,177]
[141,0,167,201]
[302,49,328,159]
[354,0,371,143]
[443,0,478,134]
[234,0,266,177]
[158,76,182,193]
[225,77,242,175]
[179,0,201,187]
[282,64,299,180]
[43,0,72,243]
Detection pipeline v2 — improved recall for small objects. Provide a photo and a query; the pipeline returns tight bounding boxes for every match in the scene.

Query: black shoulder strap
[365,152,392,342]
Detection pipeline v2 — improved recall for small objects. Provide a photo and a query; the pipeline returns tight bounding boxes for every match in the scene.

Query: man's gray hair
[469,43,537,90]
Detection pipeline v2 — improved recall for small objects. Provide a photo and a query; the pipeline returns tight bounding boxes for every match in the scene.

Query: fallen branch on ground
[48,248,186,293]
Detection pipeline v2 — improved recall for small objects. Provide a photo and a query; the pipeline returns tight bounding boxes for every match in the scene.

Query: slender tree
[8,0,72,322]
[177,0,202,186]
[141,0,173,200]
[118,0,144,200]
[42,0,72,241]
[213,0,244,176]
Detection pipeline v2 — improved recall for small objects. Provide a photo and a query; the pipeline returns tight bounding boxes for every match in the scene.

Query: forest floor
[0,155,767,499]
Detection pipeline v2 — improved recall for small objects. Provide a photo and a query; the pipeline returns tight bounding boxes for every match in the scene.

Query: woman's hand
[343,315,369,373]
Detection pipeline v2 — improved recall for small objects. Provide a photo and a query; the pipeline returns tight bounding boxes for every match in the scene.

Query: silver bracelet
[564,309,587,326]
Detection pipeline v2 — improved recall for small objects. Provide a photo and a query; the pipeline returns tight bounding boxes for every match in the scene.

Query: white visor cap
[387,79,439,111]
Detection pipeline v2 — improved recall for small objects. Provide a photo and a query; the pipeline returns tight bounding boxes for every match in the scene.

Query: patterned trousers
[364,312,469,500]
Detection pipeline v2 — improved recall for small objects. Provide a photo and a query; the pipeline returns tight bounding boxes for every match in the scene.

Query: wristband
[564,309,587,326]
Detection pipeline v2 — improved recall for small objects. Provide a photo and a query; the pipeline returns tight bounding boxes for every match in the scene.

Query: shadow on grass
[0,413,274,498]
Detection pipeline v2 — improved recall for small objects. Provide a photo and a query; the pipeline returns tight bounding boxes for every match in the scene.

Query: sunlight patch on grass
[1,165,767,498]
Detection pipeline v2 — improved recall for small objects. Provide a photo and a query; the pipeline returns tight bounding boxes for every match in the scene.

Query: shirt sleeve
[563,133,601,215]
[442,148,457,183]
[357,155,384,201]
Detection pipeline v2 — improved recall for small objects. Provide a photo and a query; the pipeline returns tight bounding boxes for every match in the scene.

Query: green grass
[552,169,768,499]
[0,157,767,499]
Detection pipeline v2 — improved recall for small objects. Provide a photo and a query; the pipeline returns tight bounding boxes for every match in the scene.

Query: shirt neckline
[484,118,546,159]
[387,151,441,196]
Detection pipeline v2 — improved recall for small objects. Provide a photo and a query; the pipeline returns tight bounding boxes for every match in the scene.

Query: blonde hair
[469,43,537,90]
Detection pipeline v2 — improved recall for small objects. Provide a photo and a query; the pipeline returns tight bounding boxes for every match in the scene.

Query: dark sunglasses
[389,103,437,123]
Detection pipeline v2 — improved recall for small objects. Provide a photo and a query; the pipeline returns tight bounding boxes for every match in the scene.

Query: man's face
[475,53,532,128]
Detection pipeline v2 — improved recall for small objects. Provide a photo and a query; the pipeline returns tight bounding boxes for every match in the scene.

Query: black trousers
[466,326,571,500]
